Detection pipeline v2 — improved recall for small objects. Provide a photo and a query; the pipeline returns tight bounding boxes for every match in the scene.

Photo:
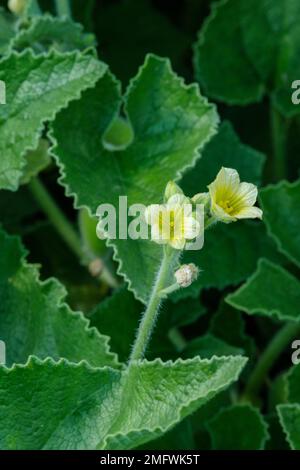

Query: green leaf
[194,0,265,105]
[194,0,300,115]
[207,404,269,450]
[266,412,289,450]
[173,221,281,301]
[51,54,218,303]
[210,302,255,360]
[226,259,300,322]
[0,186,38,233]
[260,180,300,269]
[277,404,300,450]
[183,334,243,359]
[9,15,96,53]
[19,138,50,184]
[137,418,195,450]
[0,50,107,191]
[181,121,265,196]
[0,355,247,449]
[286,363,300,403]
[0,228,119,368]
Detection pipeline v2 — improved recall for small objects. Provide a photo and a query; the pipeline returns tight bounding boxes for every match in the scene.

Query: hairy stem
[28,177,118,288]
[242,321,300,403]
[129,247,179,363]
[55,0,71,17]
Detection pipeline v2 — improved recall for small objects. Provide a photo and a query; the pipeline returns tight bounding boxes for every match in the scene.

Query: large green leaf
[226,259,300,322]
[0,355,247,450]
[0,228,118,368]
[51,54,218,303]
[0,50,106,191]
[277,404,300,450]
[194,0,300,115]
[194,0,264,105]
[260,180,300,268]
[207,404,269,450]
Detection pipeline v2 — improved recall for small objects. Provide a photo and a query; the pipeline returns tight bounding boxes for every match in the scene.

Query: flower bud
[8,0,26,15]
[164,181,183,202]
[191,192,210,206]
[174,263,199,288]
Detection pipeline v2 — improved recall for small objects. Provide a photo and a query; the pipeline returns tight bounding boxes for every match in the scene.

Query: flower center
[218,199,235,214]
[159,210,176,238]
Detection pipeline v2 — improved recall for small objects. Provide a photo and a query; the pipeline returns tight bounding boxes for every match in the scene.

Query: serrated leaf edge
[259,179,300,269]
[0,48,106,191]
[277,403,300,450]
[206,403,270,450]
[102,355,248,449]
[193,0,265,106]
[226,258,300,322]
[7,13,96,53]
[0,227,121,368]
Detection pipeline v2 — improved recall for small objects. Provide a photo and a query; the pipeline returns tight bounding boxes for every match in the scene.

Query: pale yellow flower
[145,194,200,250]
[208,167,263,223]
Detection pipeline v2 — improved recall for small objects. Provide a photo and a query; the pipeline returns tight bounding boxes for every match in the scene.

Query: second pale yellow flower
[208,167,263,223]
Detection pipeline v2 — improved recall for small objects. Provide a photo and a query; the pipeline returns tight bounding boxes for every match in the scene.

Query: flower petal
[235,206,263,220]
[144,204,164,225]
[170,238,186,250]
[183,216,201,239]
[208,167,240,201]
[167,193,189,207]
[150,224,168,243]
[211,202,236,223]
[231,182,258,209]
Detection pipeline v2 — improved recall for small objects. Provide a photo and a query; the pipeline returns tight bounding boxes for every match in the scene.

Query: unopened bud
[174,263,199,288]
[88,258,103,277]
[164,181,183,202]
[191,192,210,206]
[8,0,26,15]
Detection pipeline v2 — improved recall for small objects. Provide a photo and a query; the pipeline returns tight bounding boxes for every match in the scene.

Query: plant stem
[55,0,71,17]
[28,177,118,288]
[29,0,42,15]
[270,105,288,181]
[129,247,178,363]
[242,321,300,403]
[28,177,83,260]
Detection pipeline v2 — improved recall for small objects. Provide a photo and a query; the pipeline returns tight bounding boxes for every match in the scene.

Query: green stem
[270,105,288,181]
[55,0,71,17]
[242,322,300,403]
[28,0,42,15]
[28,177,118,288]
[129,247,179,363]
